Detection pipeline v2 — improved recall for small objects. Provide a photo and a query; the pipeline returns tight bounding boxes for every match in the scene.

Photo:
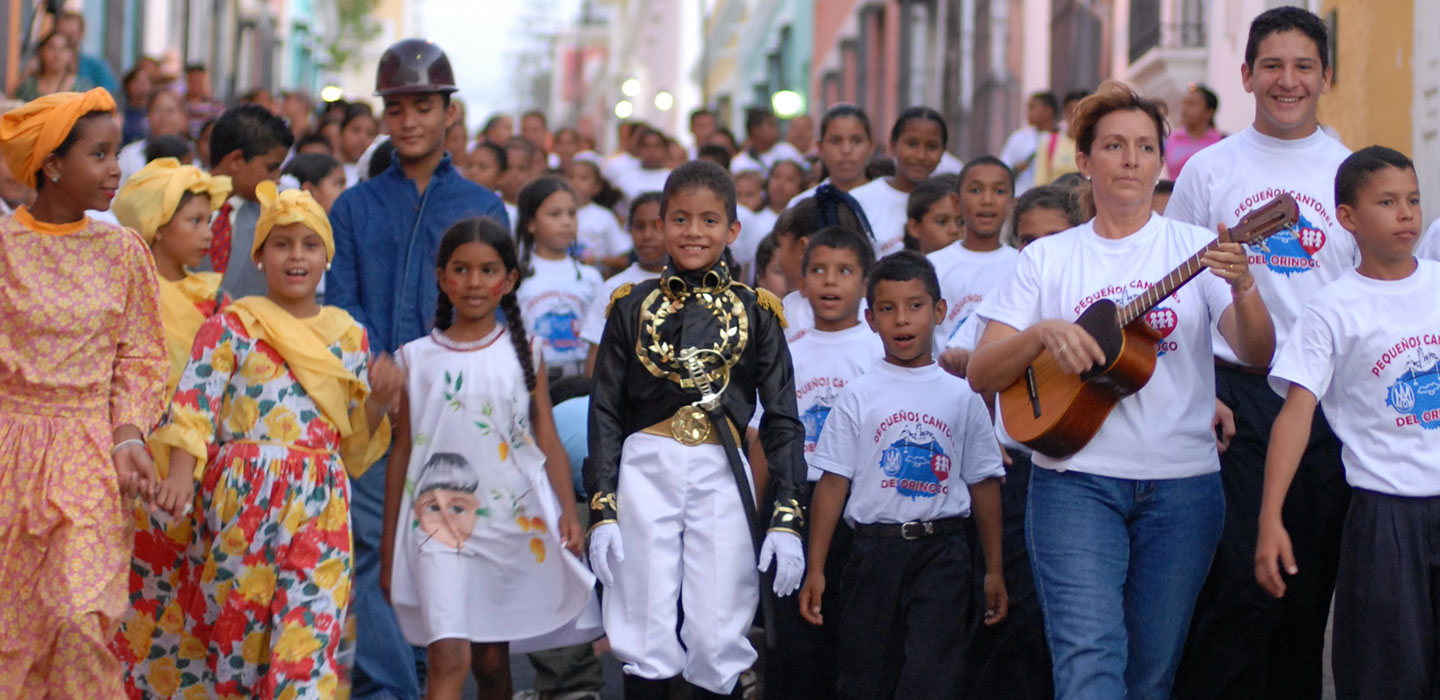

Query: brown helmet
[375,39,458,97]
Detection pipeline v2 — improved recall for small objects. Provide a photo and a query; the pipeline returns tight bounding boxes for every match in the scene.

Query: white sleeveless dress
[390,327,595,645]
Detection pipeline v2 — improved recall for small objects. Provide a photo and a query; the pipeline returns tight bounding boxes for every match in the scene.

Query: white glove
[587,522,624,588]
[758,530,805,597]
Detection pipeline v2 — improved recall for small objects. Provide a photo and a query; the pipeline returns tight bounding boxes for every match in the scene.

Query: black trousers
[1173,366,1351,700]
[835,529,975,700]
[765,487,853,700]
[963,450,1053,700]
[1332,489,1440,700]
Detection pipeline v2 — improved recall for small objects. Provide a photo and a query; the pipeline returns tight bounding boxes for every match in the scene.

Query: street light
[319,85,344,103]
[771,90,805,119]
[621,78,641,97]
[615,100,634,119]
[654,91,674,111]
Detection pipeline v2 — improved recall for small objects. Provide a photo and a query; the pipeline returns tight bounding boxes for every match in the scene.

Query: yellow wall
[1317,0,1411,151]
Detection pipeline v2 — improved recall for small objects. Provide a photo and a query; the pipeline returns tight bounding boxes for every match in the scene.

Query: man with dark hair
[521,109,552,175]
[327,38,509,700]
[689,108,717,155]
[731,107,803,174]
[203,103,295,297]
[53,11,117,94]
[1168,7,1353,700]
[183,64,224,136]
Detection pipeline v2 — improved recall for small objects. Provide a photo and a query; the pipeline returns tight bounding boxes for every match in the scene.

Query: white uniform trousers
[602,431,759,694]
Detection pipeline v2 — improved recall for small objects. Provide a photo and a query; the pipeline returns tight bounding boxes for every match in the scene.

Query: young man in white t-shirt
[1166,9,1356,698]
[758,227,883,700]
[930,156,1020,363]
[581,191,665,376]
[1254,147,1435,699]
[730,108,804,176]
[616,128,672,207]
[798,251,1006,700]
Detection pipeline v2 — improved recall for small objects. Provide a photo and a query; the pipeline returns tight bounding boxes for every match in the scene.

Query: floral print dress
[124,310,370,699]
[112,271,229,699]
[389,327,594,646]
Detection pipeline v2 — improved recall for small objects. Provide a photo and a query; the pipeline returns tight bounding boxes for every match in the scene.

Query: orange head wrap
[0,88,117,188]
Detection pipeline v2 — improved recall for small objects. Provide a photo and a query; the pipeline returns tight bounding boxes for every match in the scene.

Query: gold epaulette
[606,283,635,317]
[755,287,788,329]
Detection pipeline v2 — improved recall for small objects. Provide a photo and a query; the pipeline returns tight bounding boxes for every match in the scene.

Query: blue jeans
[1026,467,1224,700]
[350,456,422,700]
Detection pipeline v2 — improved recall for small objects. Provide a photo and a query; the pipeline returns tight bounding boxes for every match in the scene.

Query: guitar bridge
[1025,366,1041,418]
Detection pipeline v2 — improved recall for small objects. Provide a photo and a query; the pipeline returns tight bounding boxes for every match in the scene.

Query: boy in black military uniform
[586,161,807,699]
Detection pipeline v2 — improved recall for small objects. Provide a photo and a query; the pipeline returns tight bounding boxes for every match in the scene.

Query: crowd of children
[4,5,1440,700]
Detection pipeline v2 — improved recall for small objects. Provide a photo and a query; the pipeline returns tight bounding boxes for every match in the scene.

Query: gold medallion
[671,405,712,445]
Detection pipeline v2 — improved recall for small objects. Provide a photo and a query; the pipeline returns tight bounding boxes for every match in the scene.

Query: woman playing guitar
[966,81,1276,700]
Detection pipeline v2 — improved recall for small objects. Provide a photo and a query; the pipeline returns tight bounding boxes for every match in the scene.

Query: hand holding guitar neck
[1199,222,1256,294]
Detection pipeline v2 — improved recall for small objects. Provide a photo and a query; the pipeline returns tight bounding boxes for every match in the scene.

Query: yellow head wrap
[112,158,232,244]
[252,180,334,261]
[0,88,117,188]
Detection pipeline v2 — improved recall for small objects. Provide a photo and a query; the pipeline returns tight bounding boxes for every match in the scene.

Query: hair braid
[500,292,537,396]
[434,282,455,331]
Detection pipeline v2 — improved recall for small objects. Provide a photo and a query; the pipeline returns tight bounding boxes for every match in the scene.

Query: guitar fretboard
[1114,240,1224,327]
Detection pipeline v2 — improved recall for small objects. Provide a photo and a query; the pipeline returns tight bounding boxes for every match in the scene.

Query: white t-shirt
[503,202,519,236]
[516,255,603,376]
[1000,126,1039,194]
[1269,260,1440,496]
[937,151,964,176]
[730,141,804,175]
[849,178,911,258]
[118,139,149,187]
[578,263,659,346]
[976,215,1234,479]
[749,324,884,480]
[602,152,640,184]
[812,360,1005,524]
[1417,218,1440,262]
[928,242,1020,354]
[733,207,780,271]
[1167,126,1356,366]
[575,202,629,262]
[617,168,671,205]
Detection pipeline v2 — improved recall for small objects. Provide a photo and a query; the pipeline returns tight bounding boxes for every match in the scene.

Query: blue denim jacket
[327,155,508,353]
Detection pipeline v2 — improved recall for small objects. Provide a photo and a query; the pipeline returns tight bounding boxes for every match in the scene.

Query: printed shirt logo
[1145,307,1179,357]
[802,403,832,452]
[1384,345,1440,430]
[878,425,951,499]
[536,310,583,350]
[1246,214,1326,277]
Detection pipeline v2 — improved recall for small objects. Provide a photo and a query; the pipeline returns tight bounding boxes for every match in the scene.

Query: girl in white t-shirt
[515,177,604,378]
[850,107,947,257]
[967,81,1276,700]
[792,105,874,203]
[566,159,630,271]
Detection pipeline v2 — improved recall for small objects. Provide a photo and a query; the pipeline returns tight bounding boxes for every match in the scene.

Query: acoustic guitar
[999,193,1299,458]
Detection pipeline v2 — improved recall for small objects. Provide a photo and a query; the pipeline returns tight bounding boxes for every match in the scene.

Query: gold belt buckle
[670,405,712,446]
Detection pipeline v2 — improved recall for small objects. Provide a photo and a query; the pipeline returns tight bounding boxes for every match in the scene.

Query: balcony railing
[1129,21,1207,64]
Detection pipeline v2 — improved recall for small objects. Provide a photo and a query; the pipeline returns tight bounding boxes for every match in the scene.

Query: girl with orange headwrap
[105,157,233,697]
[145,181,400,698]
[0,89,168,697]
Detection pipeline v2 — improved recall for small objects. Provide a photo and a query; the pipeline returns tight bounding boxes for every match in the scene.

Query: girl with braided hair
[381,216,594,700]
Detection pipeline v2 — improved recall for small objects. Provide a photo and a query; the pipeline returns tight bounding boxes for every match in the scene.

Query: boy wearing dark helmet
[328,38,510,700]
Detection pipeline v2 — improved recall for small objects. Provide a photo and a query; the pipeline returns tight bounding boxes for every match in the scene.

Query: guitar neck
[1115,239,1224,326]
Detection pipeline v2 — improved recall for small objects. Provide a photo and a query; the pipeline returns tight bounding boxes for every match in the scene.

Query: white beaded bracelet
[110,438,145,456]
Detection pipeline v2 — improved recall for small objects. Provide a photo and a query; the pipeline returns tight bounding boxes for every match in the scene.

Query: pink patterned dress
[0,207,167,699]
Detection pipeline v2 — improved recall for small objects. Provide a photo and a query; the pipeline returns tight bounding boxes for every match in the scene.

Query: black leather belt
[852,516,969,540]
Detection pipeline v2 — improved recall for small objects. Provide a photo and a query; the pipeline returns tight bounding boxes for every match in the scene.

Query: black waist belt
[852,515,969,539]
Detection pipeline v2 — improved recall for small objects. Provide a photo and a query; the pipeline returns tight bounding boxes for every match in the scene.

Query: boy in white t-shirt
[799,251,1007,700]
[1167,9,1355,697]
[1254,147,1434,699]
[930,155,1020,364]
[760,226,883,700]
[616,128,672,206]
[581,191,665,376]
